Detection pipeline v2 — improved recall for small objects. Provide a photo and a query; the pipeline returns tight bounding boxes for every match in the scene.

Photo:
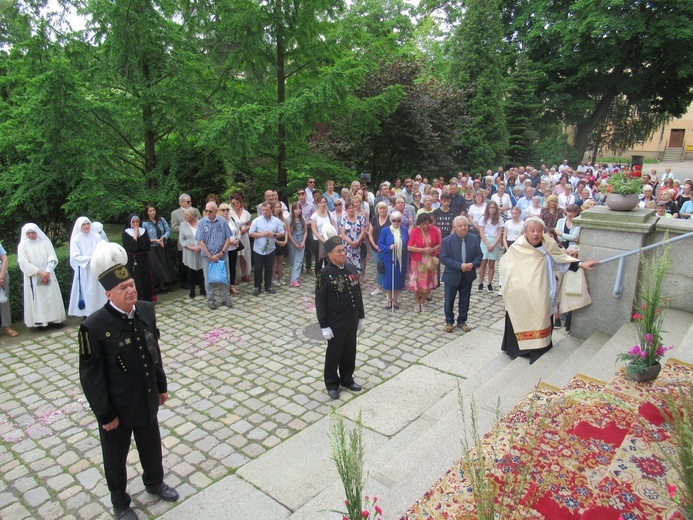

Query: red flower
[375,505,383,515]
[362,511,370,518]
[632,313,643,320]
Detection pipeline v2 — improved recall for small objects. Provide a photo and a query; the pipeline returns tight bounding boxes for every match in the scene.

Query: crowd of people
[0,162,691,339]
[0,161,689,519]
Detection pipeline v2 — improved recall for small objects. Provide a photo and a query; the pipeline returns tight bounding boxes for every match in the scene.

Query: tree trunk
[141,58,157,189]
[573,92,617,158]
[276,0,287,192]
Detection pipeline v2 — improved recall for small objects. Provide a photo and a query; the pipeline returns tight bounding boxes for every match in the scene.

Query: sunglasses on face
[391,219,401,222]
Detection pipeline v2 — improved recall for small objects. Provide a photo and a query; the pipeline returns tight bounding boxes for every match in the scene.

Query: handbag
[425,255,439,272]
[207,259,228,285]
[236,241,245,252]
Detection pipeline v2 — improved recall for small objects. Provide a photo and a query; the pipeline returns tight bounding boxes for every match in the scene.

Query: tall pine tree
[448,0,508,172]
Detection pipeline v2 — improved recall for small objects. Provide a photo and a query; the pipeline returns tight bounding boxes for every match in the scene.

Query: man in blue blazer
[440,216,483,332]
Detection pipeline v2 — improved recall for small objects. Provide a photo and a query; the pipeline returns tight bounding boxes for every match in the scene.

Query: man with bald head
[440,216,483,333]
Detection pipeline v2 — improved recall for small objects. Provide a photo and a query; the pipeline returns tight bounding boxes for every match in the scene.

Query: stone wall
[569,207,693,339]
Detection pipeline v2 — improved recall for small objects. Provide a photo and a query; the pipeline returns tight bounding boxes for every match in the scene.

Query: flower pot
[628,362,662,383]
[605,193,640,211]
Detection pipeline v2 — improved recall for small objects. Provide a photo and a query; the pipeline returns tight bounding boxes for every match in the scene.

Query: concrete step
[669,317,693,365]
[470,333,584,416]
[543,332,611,388]
[579,309,692,381]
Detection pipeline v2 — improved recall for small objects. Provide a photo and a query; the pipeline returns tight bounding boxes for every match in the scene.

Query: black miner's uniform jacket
[79,301,166,426]
[315,262,365,329]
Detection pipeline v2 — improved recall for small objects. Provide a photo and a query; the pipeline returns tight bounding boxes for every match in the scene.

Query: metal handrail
[598,231,693,298]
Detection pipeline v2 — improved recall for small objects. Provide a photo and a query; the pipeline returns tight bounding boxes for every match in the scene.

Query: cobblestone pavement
[0,267,505,520]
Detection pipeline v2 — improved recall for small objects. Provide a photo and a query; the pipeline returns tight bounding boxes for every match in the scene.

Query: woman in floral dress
[339,200,366,273]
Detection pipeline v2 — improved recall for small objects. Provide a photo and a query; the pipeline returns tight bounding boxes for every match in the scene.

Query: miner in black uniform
[315,235,366,400]
[79,242,178,520]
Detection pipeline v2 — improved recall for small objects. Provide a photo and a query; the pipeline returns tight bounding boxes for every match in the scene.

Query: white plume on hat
[322,222,338,239]
[91,241,128,278]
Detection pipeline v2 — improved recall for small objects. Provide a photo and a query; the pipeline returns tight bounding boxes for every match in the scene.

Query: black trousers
[311,240,326,276]
[304,227,313,270]
[253,251,275,290]
[227,249,238,285]
[324,326,357,391]
[177,251,189,286]
[187,267,205,296]
[99,420,164,510]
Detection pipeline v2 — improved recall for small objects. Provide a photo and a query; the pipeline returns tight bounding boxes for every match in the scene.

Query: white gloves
[321,327,334,340]
[358,319,365,334]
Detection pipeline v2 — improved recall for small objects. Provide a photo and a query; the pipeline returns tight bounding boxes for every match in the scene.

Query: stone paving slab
[0,268,506,519]
[158,475,291,520]
[236,415,387,512]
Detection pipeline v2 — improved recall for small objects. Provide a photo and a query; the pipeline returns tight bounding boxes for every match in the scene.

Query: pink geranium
[628,345,641,356]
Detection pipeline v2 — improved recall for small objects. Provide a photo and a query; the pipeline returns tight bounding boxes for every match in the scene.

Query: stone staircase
[157,310,693,520]
[660,148,685,162]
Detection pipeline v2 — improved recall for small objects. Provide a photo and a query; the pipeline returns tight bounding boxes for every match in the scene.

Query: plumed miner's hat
[324,235,343,254]
[90,242,132,291]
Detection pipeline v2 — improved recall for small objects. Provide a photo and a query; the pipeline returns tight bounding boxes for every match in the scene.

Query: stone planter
[627,362,662,383]
[605,193,640,211]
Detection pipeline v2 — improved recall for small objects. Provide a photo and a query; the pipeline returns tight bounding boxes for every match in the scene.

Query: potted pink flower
[616,246,672,381]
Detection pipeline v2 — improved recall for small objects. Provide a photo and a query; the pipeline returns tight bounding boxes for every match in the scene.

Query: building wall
[598,104,693,161]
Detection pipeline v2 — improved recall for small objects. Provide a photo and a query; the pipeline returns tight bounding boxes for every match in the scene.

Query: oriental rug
[403,360,693,520]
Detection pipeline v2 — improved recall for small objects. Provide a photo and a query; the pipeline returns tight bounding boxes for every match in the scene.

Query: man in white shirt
[304,178,316,204]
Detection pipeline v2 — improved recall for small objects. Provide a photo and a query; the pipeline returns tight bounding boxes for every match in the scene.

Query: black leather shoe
[265,287,277,295]
[145,483,179,502]
[113,506,138,520]
[342,382,362,392]
[327,389,340,400]
[253,287,261,296]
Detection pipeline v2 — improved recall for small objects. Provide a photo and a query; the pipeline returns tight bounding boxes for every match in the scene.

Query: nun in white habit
[17,224,67,328]
[68,217,107,317]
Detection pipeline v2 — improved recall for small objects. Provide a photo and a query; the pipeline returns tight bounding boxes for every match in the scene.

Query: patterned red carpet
[403,360,693,519]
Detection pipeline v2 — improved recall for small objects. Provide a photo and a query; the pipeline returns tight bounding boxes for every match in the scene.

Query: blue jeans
[288,232,305,282]
[372,249,384,288]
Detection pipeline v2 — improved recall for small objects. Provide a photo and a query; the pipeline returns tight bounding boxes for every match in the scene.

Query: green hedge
[5,244,74,325]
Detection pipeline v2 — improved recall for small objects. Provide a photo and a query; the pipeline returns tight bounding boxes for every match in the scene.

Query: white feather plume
[322,223,338,239]
[91,241,128,278]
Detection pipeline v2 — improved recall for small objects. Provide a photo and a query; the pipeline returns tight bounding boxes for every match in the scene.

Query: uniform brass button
[146,372,149,376]
[141,355,145,359]
[148,388,151,392]
[144,364,148,368]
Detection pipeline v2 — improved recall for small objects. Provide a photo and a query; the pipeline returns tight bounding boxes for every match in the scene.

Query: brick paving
[0,269,505,519]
